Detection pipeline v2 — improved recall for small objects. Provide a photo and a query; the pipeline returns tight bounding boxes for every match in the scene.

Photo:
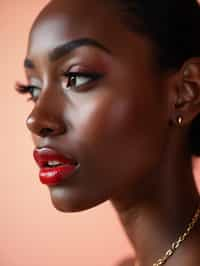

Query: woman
[16,0,200,265]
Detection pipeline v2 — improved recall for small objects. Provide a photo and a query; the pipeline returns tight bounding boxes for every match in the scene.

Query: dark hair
[114,0,200,156]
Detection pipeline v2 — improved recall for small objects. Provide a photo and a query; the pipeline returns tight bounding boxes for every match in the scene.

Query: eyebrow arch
[49,37,111,61]
[24,37,111,69]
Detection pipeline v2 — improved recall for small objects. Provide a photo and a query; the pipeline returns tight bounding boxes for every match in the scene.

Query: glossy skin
[23,1,200,265]
[25,0,169,212]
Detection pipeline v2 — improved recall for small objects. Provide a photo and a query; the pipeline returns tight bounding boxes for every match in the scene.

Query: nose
[26,93,67,138]
[26,115,66,137]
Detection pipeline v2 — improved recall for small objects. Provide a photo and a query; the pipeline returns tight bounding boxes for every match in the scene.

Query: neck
[111,130,200,266]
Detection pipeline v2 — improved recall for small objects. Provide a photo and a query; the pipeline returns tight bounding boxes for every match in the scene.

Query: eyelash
[15,82,39,102]
[15,72,103,102]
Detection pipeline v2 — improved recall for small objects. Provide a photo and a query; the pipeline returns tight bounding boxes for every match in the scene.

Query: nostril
[26,114,67,137]
[39,128,54,137]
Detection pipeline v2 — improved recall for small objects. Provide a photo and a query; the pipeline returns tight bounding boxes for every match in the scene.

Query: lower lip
[39,164,78,185]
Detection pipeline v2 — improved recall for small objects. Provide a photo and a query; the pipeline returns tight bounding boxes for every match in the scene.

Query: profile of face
[19,0,187,212]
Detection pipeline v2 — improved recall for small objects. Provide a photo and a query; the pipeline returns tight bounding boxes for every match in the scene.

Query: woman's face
[24,0,171,212]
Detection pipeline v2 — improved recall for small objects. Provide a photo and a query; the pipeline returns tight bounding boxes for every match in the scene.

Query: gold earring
[177,116,183,126]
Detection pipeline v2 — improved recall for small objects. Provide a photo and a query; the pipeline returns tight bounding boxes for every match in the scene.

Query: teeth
[47,161,62,167]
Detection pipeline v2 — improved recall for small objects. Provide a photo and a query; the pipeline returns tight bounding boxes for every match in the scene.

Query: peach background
[0,1,199,266]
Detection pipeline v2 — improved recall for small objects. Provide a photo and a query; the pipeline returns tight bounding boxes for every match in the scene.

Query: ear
[171,58,200,126]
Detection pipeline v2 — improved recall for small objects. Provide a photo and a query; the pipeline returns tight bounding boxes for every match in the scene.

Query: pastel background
[0,1,200,266]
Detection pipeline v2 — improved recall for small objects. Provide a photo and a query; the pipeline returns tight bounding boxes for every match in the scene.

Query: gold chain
[133,204,200,266]
[153,204,200,266]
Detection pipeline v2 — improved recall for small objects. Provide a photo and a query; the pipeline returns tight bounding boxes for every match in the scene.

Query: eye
[15,82,41,102]
[28,86,41,101]
[62,72,103,92]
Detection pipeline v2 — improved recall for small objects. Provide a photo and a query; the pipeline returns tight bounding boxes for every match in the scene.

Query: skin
[23,0,200,265]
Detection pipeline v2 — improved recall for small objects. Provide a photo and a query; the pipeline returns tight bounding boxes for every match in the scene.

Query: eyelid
[61,69,104,81]
[60,61,106,74]
[15,82,41,102]
[60,71,104,92]
[62,68,100,75]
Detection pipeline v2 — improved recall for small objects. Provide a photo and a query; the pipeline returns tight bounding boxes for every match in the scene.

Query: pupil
[69,75,76,87]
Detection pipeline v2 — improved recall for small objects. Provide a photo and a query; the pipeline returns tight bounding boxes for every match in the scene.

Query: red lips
[33,147,79,185]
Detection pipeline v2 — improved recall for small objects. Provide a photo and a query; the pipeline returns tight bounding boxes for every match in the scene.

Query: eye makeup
[15,71,103,102]
[15,81,41,102]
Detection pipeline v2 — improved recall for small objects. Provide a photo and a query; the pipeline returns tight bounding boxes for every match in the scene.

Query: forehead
[27,0,124,57]
[26,0,157,73]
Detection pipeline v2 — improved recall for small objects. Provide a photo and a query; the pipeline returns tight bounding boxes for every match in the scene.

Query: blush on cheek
[76,93,139,144]
[70,95,115,142]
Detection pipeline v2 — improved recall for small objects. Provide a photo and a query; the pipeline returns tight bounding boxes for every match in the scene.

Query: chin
[48,186,106,213]
[50,197,90,213]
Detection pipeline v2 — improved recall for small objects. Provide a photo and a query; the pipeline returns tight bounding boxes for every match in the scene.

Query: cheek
[72,90,168,184]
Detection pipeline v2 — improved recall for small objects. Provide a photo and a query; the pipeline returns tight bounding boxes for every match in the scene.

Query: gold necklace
[133,204,200,266]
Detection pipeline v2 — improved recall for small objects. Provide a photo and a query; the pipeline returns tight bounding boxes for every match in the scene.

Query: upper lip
[33,147,78,168]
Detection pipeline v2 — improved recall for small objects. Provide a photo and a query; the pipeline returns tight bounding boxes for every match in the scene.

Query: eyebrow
[24,37,111,69]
